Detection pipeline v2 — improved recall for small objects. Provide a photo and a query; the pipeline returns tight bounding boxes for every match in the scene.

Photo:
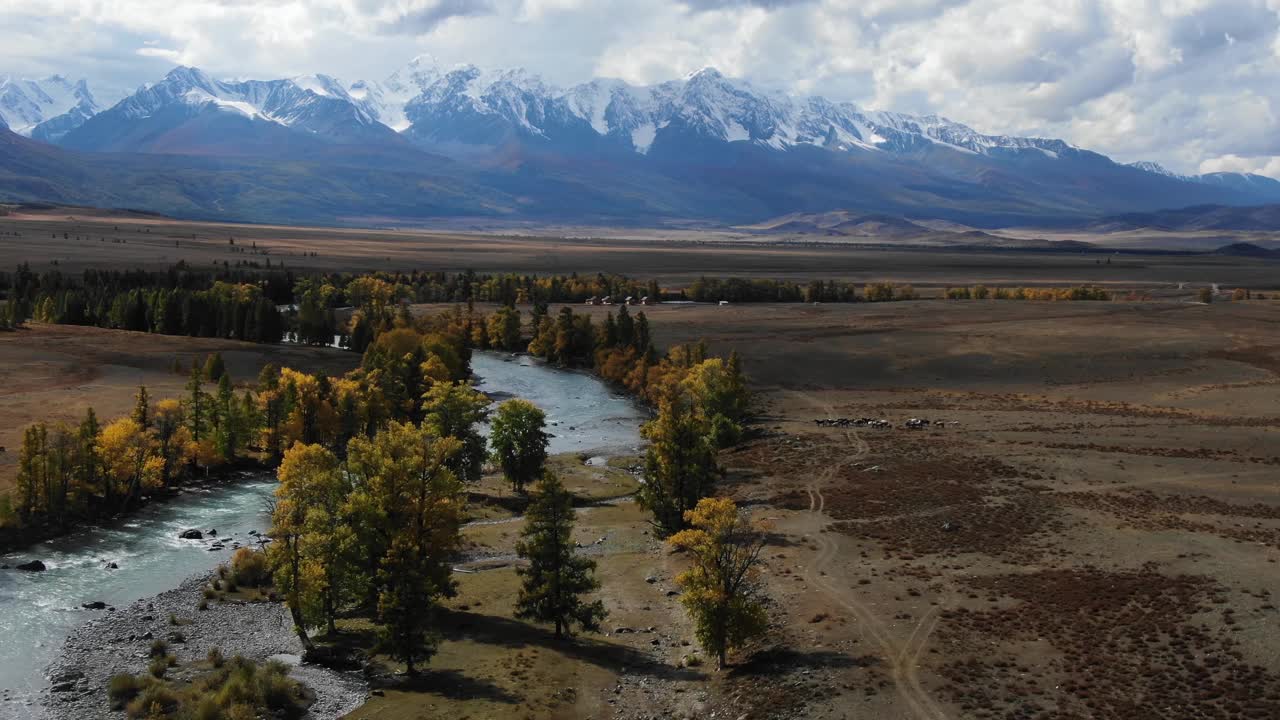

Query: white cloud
[0,0,1278,176]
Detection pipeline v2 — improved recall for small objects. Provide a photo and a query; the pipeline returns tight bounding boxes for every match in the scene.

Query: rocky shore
[40,572,366,719]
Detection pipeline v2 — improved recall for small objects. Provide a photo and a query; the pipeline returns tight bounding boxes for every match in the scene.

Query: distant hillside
[743,211,933,237]
[1090,204,1280,232]
[1213,242,1278,258]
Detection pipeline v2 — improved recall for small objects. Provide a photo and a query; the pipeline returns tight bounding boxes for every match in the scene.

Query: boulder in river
[82,601,107,610]
[179,529,203,540]
[16,560,46,572]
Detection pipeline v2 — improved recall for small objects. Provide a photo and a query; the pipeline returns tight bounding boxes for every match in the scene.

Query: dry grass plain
[0,324,358,495]
[645,300,1280,719]
[2,208,1279,290]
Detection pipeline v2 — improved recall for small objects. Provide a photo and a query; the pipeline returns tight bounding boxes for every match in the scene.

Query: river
[0,351,645,714]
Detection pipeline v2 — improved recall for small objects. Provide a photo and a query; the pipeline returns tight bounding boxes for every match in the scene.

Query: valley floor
[5,298,1280,719]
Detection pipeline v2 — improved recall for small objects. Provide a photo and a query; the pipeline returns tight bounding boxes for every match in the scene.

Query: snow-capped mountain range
[4,57,1280,226]
[0,74,115,142]
[36,57,1272,188]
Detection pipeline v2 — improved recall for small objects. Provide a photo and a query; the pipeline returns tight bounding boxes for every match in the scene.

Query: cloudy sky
[4,0,1280,176]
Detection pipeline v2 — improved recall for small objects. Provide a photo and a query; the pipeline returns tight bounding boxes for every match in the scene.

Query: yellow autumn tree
[668,497,768,669]
[96,417,161,511]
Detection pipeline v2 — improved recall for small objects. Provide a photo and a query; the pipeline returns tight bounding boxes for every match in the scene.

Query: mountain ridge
[4,60,1280,227]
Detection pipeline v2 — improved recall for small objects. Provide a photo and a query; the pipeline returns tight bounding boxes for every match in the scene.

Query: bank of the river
[0,462,269,555]
[39,572,366,720]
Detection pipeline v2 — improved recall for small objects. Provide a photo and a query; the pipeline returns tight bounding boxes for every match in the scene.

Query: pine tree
[214,374,237,462]
[131,386,151,430]
[184,366,208,442]
[616,304,634,347]
[515,472,607,638]
[15,423,48,524]
[74,408,102,515]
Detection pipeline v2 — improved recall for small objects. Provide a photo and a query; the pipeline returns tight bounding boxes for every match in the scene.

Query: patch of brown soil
[936,568,1280,719]
[814,448,1065,561]
[1060,490,1280,547]
[1037,441,1280,465]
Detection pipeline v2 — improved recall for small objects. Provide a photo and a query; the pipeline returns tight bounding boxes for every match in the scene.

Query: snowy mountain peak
[0,74,103,140]
[1128,160,1191,180]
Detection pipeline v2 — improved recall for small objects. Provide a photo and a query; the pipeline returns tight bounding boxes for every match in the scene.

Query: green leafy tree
[489,399,549,493]
[421,381,490,483]
[486,307,523,351]
[638,392,721,536]
[682,357,750,448]
[515,472,607,638]
[669,497,768,669]
[203,352,227,382]
[345,422,466,673]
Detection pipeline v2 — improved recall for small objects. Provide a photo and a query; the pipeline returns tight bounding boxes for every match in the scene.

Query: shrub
[126,682,179,718]
[207,647,225,668]
[203,586,218,600]
[192,695,223,720]
[108,673,142,708]
[259,669,298,712]
[198,599,209,611]
[169,613,180,626]
[147,656,170,678]
[230,548,270,588]
[149,639,169,657]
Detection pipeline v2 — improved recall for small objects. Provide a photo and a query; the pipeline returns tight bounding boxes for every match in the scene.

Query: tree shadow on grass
[728,646,874,677]
[439,608,707,683]
[386,668,521,704]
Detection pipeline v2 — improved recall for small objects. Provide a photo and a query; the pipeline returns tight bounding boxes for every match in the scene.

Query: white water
[0,351,644,712]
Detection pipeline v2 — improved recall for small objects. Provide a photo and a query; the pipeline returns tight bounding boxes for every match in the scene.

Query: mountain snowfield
[4,57,1280,226]
[0,75,111,142]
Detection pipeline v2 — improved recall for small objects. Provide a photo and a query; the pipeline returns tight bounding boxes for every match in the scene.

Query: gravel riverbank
[39,572,366,719]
